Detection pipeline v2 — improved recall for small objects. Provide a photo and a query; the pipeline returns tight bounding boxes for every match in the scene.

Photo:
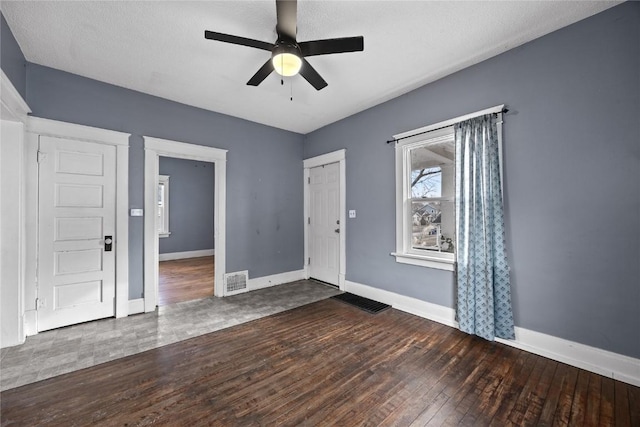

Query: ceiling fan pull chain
[290,79,293,101]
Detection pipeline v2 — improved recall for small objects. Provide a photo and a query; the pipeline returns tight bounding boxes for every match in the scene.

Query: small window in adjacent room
[158,175,170,237]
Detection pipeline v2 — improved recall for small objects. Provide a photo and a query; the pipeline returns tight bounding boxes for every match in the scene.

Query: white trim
[128,298,145,315]
[303,149,347,290]
[391,252,455,271]
[23,133,39,336]
[115,144,129,318]
[303,149,345,169]
[248,269,306,291]
[393,104,505,140]
[344,280,457,327]
[145,136,227,161]
[0,121,26,348]
[344,280,640,388]
[27,116,129,146]
[144,136,227,311]
[497,329,640,388]
[0,70,31,122]
[158,249,215,261]
[0,72,30,348]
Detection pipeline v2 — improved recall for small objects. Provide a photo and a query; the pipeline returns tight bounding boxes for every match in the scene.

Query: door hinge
[36,298,45,310]
[37,151,48,163]
[308,257,311,265]
[308,217,311,225]
[308,177,310,184]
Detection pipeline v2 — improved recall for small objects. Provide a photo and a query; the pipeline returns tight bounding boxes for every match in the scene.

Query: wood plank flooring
[1,299,638,426]
[158,256,214,306]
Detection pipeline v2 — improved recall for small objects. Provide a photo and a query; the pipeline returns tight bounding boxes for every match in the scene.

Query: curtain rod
[386,108,509,145]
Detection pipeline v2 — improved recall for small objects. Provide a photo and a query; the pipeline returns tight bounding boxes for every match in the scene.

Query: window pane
[158,183,164,207]
[411,200,455,253]
[411,166,441,198]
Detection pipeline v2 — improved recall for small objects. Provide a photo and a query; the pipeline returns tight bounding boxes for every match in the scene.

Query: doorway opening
[157,157,215,306]
[143,136,227,312]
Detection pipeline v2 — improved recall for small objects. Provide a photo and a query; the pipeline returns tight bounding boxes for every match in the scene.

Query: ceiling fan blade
[299,36,364,57]
[276,0,297,40]
[299,58,328,91]
[247,59,275,86]
[204,30,274,51]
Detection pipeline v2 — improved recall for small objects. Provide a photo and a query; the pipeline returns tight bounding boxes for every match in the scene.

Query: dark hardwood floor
[158,256,214,306]
[1,299,638,426]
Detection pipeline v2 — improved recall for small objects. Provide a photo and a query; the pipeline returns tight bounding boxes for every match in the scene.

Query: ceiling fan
[204,0,364,90]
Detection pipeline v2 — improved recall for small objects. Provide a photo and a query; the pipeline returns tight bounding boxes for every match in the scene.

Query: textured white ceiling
[1,1,619,134]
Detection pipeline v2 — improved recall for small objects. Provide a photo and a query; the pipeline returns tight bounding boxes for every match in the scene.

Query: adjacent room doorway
[143,136,227,312]
[156,157,215,306]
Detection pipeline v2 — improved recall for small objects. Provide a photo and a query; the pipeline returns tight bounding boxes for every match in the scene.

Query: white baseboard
[248,269,306,291]
[496,327,640,388]
[128,298,145,315]
[344,280,640,387]
[158,249,214,261]
[345,280,457,327]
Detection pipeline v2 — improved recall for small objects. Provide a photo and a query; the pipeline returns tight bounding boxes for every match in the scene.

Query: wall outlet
[130,209,144,217]
[349,210,356,219]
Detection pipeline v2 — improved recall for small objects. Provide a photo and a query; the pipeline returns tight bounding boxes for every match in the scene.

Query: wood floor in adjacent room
[1,299,638,426]
[158,256,214,305]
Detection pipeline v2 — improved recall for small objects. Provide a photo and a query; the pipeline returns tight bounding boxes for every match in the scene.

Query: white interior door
[37,136,116,332]
[308,162,340,285]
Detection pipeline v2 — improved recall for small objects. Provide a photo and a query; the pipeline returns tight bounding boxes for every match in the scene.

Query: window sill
[391,252,455,271]
[159,232,171,238]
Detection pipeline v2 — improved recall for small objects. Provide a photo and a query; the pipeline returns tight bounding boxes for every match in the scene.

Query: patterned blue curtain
[454,114,515,341]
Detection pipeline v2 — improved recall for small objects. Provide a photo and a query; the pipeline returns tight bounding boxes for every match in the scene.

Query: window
[392,107,504,271]
[158,175,170,237]
[394,127,455,270]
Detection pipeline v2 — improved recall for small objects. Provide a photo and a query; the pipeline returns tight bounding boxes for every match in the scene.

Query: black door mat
[331,293,391,314]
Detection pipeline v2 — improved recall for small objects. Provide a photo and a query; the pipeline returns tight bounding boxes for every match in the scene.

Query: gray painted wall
[0,12,26,99]
[158,157,215,254]
[25,64,305,299]
[304,2,640,359]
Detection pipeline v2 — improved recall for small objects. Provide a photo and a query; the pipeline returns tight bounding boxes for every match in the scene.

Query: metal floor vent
[224,270,249,295]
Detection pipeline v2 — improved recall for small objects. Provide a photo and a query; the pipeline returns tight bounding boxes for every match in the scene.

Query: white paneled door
[37,136,117,332]
[308,162,340,286]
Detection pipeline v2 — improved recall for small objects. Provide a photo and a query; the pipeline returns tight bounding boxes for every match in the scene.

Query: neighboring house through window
[158,175,170,237]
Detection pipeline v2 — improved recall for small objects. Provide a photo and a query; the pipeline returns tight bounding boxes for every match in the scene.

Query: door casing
[143,136,227,312]
[303,149,346,290]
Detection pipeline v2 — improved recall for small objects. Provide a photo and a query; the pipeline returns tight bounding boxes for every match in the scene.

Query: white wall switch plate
[130,209,144,217]
[349,210,356,218]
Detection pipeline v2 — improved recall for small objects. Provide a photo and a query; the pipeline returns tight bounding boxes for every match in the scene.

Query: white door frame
[25,117,130,335]
[0,70,31,348]
[143,136,227,312]
[303,149,346,290]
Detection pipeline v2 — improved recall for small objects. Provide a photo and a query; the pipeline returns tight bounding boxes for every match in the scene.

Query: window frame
[393,127,456,271]
[391,105,505,271]
[158,174,171,238]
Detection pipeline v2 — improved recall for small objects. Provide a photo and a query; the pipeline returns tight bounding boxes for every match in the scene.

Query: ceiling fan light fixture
[272,45,302,76]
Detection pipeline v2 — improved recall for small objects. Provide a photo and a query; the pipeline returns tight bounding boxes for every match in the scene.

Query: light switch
[349,210,356,219]
[130,209,144,217]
